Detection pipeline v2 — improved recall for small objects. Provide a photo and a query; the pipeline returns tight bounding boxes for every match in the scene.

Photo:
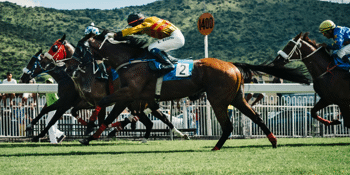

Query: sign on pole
[197,13,214,58]
[197,13,214,36]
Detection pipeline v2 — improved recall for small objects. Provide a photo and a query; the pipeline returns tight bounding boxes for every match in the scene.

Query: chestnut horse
[271,32,347,127]
[79,31,311,150]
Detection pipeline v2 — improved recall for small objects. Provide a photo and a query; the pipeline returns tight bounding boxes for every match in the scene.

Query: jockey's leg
[150,48,175,70]
[337,44,350,63]
[148,30,184,70]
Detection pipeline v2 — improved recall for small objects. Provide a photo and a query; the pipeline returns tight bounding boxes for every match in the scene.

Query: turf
[0,137,349,174]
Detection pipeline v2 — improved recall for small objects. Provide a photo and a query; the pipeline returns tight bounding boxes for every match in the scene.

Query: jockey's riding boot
[341,55,350,63]
[150,48,175,71]
[97,63,108,80]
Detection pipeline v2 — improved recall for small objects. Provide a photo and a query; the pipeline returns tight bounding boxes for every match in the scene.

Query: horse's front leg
[80,87,136,145]
[311,99,341,126]
[26,103,58,137]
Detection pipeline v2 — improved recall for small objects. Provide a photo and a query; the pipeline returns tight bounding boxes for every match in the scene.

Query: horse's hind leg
[151,109,189,140]
[311,99,341,126]
[210,104,233,150]
[231,91,277,148]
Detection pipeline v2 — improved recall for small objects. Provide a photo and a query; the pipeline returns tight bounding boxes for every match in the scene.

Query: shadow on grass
[215,142,350,149]
[1,142,349,157]
[0,142,136,148]
[0,149,207,157]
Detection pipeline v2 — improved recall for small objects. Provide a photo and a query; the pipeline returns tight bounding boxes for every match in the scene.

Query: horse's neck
[302,51,332,79]
[48,66,71,83]
[65,43,75,58]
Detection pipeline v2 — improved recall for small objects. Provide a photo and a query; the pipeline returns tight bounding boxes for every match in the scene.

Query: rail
[0,83,349,140]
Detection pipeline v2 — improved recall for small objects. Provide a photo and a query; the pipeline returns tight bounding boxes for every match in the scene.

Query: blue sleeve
[327,29,345,50]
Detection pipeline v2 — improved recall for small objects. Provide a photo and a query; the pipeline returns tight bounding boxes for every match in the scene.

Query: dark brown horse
[79,31,311,150]
[270,32,347,127]
[21,35,188,142]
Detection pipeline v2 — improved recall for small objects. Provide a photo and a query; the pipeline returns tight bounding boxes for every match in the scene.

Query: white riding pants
[336,44,350,58]
[46,110,64,144]
[148,30,185,52]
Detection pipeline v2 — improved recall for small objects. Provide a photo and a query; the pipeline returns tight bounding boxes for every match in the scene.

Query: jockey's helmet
[127,13,145,27]
[319,20,336,33]
[84,22,100,35]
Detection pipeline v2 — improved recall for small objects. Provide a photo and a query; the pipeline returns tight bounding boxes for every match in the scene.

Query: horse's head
[20,49,43,83]
[271,32,324,67]
[40,34,77,75]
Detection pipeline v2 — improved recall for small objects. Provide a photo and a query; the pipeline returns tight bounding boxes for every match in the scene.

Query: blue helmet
[84,22,100,35]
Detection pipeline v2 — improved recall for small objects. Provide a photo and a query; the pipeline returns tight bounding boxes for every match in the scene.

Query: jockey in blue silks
[319,20,350,71]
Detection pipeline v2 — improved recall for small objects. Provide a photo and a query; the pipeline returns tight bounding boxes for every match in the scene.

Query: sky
[0,0,158,10]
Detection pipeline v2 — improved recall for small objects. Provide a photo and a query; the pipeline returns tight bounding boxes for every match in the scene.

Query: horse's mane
[302,32,318,48]
[95,30,148,49]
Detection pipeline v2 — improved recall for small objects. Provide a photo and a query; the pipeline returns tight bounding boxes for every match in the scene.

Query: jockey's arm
[328,35,344,50]
[121,21,152,37]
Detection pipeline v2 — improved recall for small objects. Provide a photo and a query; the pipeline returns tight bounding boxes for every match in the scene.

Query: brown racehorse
[79,31,311,150]
[270,32,347,127]
[21,35,188,142]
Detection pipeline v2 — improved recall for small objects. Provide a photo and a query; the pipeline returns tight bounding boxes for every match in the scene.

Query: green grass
[0,137,349,174]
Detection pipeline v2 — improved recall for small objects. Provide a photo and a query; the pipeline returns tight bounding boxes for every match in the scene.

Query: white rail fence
[0,84,348,139]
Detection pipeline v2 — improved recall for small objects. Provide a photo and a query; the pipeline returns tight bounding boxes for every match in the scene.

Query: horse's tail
[233,63,311,85]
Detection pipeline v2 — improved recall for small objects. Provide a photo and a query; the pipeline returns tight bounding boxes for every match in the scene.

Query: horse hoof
[272,144,277,149]
[183,134,190,140]
[79,139,90,146]
[211,146,220,151]
[331,119,341,125]
[32,137,39,142]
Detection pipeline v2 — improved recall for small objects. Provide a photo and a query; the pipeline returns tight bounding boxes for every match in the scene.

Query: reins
[278,38,338,79]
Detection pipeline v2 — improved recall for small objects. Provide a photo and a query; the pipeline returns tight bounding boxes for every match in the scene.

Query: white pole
[204,35,208,58]
[206,98,212,136]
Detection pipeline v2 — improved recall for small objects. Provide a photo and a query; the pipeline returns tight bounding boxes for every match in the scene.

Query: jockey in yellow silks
[114,13,185,71]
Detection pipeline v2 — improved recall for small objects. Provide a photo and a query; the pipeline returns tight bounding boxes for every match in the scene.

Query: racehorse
[20,35,188,142]
[270,32,347,127]
[79,30,311,150]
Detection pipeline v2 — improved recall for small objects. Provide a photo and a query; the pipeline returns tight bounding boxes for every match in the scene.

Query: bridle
[22,54,51,79]
[277,36,335,78]
[277,37,323,63]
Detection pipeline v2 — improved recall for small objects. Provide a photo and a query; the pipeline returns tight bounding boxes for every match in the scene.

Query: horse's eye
[52,45,58,52]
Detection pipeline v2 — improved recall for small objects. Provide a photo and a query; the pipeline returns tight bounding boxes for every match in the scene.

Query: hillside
[0,0,349,81]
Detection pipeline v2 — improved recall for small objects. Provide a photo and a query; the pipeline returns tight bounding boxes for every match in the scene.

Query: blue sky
[0,0,158,10]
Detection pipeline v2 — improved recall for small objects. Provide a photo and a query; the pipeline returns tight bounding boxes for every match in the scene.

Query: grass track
[0,137,349,174]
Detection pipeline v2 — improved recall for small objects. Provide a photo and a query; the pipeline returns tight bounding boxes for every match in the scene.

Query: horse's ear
[296,32,303,39]
[60,34,66,42]
[35,49,43,56]
[302,32,310,40]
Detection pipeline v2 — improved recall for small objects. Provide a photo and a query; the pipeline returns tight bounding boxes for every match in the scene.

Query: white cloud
[0,0,41,7]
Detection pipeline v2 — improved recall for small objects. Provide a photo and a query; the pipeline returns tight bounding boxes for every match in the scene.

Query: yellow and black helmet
[127,13,145,27]
[319,20,336,33]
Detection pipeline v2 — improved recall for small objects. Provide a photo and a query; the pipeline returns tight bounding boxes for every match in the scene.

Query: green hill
[0,0,349,81]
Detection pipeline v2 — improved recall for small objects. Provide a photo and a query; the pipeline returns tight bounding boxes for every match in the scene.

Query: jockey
[319,20,350,65]
[113,13,185,71]
[75,22,108,80]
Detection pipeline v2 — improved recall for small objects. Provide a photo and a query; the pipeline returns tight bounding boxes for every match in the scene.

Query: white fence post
[206,98,212,136]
